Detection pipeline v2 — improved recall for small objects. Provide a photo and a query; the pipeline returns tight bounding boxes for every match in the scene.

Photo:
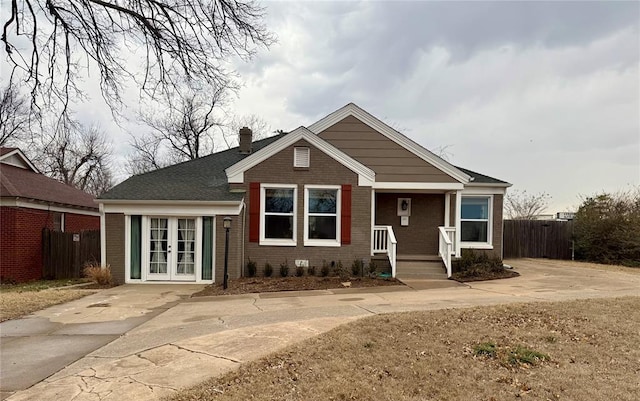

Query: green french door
[148,217,197,281]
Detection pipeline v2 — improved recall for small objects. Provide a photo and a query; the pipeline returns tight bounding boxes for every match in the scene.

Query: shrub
[573,190,640,266]
[295,265,304,277]
[320,260,330,277]
[246,259,257,277]
[335,260,349,280]
[307,266,316,276]
[83,263,112,286]
[368,260,377,275]
[280,260,289,277]
[454,249,504,276]
[264,262,273,277]
[351,259,364,276]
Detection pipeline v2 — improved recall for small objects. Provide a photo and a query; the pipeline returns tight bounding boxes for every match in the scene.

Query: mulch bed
[192,276,401,297]
[451,269,520,282]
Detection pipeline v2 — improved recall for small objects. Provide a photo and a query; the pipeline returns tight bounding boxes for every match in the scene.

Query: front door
[147,217,197,281]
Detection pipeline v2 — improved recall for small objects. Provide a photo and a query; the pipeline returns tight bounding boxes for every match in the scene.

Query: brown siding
[492,194,504,258]
[317,115,457,183]
[105,213,125,284]
[214,214,244,282]
[240,139,372,275]
[375,193,444,255]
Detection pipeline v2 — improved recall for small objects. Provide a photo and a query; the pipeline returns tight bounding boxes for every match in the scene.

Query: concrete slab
[0,334,117,391]
[397,278,465,290]
[52,315,149,335]
[0,317,61,337]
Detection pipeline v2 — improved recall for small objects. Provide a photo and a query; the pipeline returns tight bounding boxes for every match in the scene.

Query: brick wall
[105,213,125,284]
[0,206,99,282]
[238,139,372,277]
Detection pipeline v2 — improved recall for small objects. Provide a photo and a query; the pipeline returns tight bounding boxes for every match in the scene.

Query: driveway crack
[355,304,377,315]
[170,343,241,364]
[252,298,264,311]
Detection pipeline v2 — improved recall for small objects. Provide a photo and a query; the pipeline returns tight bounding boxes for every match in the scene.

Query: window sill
[461,242,494,250]
[304,239,341,247]
[259,239,297,247]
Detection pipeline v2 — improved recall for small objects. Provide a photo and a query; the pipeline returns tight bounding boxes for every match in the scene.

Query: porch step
[397,254,442,262]
[396,259,447,280]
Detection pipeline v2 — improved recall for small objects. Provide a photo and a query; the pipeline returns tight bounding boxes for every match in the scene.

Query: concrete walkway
[2,259,639,400]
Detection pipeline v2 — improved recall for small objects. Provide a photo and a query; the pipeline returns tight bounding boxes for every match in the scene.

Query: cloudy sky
[79,1,639,212]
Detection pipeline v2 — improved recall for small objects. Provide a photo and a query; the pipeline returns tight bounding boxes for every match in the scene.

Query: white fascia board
[225,126,375,186]
[372,182,464,190]
[100,200,243,215]
[0,198,100,216]
[462,186,507,195]
[0,148,40,172]
[307,103,471,184]
[465,181,512,188]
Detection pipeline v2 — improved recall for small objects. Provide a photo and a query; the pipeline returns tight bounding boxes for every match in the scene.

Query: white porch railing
[438,226,455,278]
[372,225,397,278]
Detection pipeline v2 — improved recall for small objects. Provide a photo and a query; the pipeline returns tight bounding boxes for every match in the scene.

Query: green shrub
[335,260,349,280]
[246,259,257,277]
[351,259,364,276]
[454,249,504,276]
[280,260,289,277]
[320,260,330,277]
[295,265,304,277]
[368,260,377,275]
[573,190,640,266]
[264,262,273,277]
[307,266,316,276]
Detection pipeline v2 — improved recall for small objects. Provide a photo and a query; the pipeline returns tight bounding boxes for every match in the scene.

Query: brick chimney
[238,127,252,154]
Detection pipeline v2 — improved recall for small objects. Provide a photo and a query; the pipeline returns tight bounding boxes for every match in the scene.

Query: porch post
[455,190,462,257]
[444,192,451,227]
[370,189,375,256]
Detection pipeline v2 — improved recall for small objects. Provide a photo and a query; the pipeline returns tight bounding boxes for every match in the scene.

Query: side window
[461,197,490,244]
[304,186,340,246]
[261,186,296,245]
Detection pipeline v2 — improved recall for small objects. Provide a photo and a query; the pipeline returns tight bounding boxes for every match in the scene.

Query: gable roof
[99,134,285,201]
[307,103,472,184]
[0,164,97,210]
[0,147,39,172]
[225,127,375,186]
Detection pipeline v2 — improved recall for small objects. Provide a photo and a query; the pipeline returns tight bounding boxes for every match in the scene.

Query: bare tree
[126,86,227,174]
[1,0,275,119]
[34,118,114,196]
[222,113,273,148]
[505,189,551,220]
[0,84,30,146]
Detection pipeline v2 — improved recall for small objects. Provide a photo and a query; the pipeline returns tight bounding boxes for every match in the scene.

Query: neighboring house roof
[0,147,17,156]
[225,127,375,186]
[0,163,97,210]
[456,167,511,187]
[100,134,285,201]
[307,103,472,184]
[0,147,39,172]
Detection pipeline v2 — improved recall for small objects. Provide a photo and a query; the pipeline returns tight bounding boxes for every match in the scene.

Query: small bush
[280,260,289,277]
[320,260,330,277]
[295,265,304,277]
[454,249,504,276]
[83,263,112,286]
[368,260,377,275]
[335,260,349,281]
[264,262,273,277]
[473,342,497,358]
[246,259,257,277]
[307,266,316,276]
[351,259,364,276]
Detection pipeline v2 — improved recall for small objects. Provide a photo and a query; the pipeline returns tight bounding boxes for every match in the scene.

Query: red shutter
[341,184,352,245]
[249,182,260,242]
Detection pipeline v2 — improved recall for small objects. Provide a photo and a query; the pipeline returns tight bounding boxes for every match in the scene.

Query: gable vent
[294,147,310,168]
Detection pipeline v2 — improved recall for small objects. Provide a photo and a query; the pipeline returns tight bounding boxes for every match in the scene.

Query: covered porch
[370,188,462,278]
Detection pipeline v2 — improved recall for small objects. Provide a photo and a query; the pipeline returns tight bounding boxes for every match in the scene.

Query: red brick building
[0,148,100,282]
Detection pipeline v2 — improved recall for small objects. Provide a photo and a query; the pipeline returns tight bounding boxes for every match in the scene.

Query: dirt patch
[452,268,520,282]
[0,289,94,322]
[166,296,640,401]
[192,276,401,297]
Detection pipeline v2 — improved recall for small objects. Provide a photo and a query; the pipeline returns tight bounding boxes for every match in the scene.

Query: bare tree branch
[505,189,551,220]
[0,83,31,146]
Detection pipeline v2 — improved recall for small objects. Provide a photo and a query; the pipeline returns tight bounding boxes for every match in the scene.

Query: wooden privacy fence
[503,220,574,260]
[42,229,101,279]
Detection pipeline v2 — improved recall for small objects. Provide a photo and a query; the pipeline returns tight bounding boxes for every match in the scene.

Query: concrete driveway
[2,259,639,401]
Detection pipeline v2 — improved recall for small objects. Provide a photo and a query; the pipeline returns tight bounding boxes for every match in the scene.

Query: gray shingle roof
[456,166,510,185]
[100,134,284,201]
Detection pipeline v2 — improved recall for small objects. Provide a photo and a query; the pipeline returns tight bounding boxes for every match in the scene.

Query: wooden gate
[503,220,574,260]
[42,229,101,279]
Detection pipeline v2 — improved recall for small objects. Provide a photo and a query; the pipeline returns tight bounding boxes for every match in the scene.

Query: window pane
[462,197,489,219]
[461,221,488,242]
[308,189,337,213]
[308,216,337,240]
[265,215,294,239]
[265,189,294,213]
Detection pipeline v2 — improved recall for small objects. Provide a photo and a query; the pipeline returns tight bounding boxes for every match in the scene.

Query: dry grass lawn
[513,258,640,275]
[168,297,640,401]
[0,288,93,322]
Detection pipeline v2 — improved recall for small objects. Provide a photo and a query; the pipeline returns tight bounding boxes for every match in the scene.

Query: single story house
[0,148,100,282]
[98,103,510,284]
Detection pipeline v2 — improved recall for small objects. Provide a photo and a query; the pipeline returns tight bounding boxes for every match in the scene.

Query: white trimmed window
[294,147,310,168]
[261,184,297,246]
[460,196,493,248]
[304,185,340,247]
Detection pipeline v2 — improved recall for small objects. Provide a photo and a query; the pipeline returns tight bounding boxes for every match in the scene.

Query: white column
[370,189,376,256]
[455,190,462,257]
[99,204,106,267]
[444,192,451,227]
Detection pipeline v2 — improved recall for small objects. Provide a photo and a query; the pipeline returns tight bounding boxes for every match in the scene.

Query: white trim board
[101,202,243,216]
[225,127,375,187]
[373,182,464,190]
[0,198,100,216]
[0,148,40,172]
[307,103,471,184]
